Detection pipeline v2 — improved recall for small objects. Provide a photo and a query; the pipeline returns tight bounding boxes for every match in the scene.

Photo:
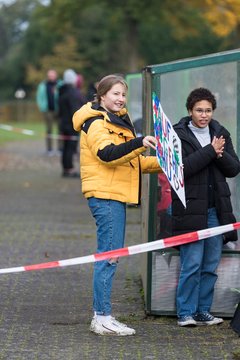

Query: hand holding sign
[143,135,157,150]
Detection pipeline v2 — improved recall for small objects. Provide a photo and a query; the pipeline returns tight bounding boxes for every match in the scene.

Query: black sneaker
[194,312,223,326]
[177,315,197,327]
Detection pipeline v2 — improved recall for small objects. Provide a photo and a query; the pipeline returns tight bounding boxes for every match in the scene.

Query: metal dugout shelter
[140,49,240,317]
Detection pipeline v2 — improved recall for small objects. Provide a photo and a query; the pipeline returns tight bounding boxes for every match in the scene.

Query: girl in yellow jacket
[73,74,162,336]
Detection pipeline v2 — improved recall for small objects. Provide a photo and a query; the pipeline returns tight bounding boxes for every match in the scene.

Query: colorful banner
[152,92,186,207]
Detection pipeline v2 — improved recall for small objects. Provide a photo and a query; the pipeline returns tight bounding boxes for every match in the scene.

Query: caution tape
[0,222,239,275]
[47,134,79,141]
[0,124,35,136]
[0,124,79,141]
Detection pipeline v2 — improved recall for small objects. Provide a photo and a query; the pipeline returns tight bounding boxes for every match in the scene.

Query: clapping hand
[212,136,225,158]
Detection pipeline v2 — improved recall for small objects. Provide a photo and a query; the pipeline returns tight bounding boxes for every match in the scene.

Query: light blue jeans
[177,208,223,317]
[88,197,126,316]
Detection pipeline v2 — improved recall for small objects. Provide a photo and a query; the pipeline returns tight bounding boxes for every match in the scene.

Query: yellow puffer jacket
[73,102,162,204]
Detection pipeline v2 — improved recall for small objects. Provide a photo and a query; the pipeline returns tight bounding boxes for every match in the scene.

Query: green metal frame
[145,49,240,74]
[142,48,240,315]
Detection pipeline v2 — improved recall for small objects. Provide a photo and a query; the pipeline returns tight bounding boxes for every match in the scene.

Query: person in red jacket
[157,173,172,238]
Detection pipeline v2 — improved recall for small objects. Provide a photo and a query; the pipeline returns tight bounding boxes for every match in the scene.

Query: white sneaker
[90,316,136,336]
[110,316,136,332]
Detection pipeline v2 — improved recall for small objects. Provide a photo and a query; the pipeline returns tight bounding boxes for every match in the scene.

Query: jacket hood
[63,69,77,85]
[72,102,128,131]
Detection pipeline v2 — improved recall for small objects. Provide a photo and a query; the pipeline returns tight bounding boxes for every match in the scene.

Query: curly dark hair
[186,88,217,111]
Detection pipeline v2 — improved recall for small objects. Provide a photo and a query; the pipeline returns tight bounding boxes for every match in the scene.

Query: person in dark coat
[36,69,62,155]
[172,88,240,327]
[59,69,86,177]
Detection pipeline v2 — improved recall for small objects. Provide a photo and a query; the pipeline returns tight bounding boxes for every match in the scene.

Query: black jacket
[59,84,85,134]
[172,116,240,243]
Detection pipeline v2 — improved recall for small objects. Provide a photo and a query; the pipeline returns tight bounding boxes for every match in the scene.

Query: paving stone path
[0,139,239,360]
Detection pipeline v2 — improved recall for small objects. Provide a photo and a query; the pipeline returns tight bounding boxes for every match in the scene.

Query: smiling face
[100,82,127,113]
[189,100,213,128]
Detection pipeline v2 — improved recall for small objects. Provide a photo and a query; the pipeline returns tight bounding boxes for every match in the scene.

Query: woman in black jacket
[172,88,240,327]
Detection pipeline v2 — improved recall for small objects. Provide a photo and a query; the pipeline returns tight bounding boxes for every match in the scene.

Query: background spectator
[58,69,86,177]
[36,69,62,156]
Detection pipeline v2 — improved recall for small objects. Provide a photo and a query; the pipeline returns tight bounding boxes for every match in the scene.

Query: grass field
[0,121,47,144]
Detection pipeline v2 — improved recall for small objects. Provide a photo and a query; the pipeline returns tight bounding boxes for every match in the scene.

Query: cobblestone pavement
[0,139,239,360]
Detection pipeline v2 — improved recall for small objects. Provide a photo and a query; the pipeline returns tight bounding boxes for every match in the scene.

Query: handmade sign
[152,92,186,207]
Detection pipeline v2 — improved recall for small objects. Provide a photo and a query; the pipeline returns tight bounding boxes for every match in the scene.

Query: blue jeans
[88,197,126,316]
[177,208,223,317]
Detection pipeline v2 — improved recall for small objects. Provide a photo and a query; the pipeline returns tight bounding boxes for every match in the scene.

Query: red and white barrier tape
[47,134,79,141]
[0,222,239,275]
[0,124,78,141]
[0,124,35,136]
